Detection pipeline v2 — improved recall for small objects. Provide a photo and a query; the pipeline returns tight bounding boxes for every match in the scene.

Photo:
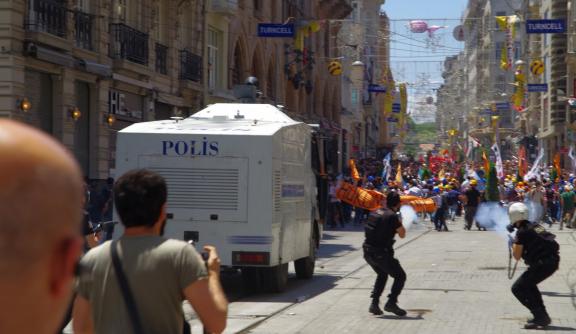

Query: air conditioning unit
[209,0,238,16]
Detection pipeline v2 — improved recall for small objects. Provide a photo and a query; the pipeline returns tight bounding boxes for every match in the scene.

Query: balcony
[74,11,93,50]
[155,43,168,75]
[179,49,202,82]
[26,0,67,38]
[109,23,149,65]
[209,0,238,16]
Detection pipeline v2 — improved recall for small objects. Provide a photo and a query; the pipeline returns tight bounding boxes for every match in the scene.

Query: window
[207,27,222,90]
[495,41,503,60]
[514,41,521,60]
[231,44,243,87]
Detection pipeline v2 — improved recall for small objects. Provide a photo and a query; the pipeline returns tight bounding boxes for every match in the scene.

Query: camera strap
[111,240,144,334]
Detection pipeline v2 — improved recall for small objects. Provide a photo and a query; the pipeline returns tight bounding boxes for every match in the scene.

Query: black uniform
[511,222,560,327]
[363,208,406,308]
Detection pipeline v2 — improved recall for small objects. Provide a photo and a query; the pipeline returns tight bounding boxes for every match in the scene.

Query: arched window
[231,43,243,87]
[267,62,275,100]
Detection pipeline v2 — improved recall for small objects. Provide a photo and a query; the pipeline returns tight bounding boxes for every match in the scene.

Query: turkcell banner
[257,24,295,37]
[526,19,566,34]
[495,102,510,110]
[527,83,548,92]
[368,84,387,93]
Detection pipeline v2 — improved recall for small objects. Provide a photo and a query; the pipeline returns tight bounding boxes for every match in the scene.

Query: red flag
[518,146,527,177]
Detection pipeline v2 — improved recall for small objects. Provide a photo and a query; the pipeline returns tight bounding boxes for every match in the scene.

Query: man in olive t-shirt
[560,186,575,230]
[73,170,228,334]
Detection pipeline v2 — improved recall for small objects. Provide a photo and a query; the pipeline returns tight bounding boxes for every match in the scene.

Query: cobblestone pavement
[246,217,576,334]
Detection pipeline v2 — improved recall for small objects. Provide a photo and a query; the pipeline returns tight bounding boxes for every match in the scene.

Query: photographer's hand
[203,245,221,276]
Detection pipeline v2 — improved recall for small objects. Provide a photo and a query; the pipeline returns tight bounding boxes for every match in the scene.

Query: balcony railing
[155,43,168,75]
[26,0,67,38]
[109,23,149,65]
[179,49,202,82]
[74,11,93,50]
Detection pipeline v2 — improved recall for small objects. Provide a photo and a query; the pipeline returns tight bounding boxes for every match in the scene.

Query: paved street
[210,216,576,334]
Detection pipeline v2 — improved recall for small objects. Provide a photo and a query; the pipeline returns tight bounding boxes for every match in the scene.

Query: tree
[484,164,500,202]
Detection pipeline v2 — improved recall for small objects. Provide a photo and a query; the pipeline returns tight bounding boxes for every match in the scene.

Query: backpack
[530,224,560,255]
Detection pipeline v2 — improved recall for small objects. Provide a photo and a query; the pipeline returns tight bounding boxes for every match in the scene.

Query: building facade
[0,0,354,182]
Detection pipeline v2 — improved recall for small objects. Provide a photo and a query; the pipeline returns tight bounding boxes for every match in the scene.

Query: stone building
[0,0,353,182]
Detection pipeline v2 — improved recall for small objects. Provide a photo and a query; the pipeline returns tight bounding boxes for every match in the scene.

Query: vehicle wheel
[262,263,289,293]
[294,228,317,279]
[241,267,262,292]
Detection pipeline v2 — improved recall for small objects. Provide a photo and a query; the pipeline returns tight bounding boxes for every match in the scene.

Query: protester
[73,169,228,334]
[0,120,84,334]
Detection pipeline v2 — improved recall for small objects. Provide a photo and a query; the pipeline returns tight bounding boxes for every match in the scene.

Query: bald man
[0,120,84,334]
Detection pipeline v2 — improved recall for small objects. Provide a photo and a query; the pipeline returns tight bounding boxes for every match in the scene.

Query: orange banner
[349,159,360,182]
[336,183,437,213]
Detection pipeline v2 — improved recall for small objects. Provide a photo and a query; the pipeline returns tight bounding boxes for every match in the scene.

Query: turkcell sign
[495,102,510,110]
[526,19,566,34]
[257,23,295,37]
[527,83,548,92]
[162,138,219,156]
[368,84,387,93]
[392,103,401,113]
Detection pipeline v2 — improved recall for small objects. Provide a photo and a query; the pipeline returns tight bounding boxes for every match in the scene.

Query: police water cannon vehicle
[114,103,327,292]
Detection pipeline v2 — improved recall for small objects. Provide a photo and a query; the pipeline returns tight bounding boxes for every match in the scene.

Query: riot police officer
[508,202,560,329]
[363,192,407,316]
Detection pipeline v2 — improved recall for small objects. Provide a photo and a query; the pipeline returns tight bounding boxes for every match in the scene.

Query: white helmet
[508,202,529,224]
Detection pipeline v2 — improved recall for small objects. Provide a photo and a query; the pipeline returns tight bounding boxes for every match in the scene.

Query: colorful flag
[381,153,392,181]
[491,143,504,179]
[568,146,576,173]
[524,147,544,182]
[553,152,561,180]
[349,159,360,182]
[482,150,490,174]
[518,146,527,177]
[395,164,403,185]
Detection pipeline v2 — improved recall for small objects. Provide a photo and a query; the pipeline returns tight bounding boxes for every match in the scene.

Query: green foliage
[404,122,437,146]
[485,164,500,202]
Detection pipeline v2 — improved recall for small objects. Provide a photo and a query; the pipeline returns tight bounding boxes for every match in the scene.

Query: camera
[506,223,516,233]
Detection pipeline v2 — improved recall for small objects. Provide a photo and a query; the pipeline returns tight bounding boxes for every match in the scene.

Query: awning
[31,44,75,67]
[77,59,112,77]
[157,92,186,107]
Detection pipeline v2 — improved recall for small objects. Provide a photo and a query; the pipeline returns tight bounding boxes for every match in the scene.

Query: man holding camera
[73,169,228,334]
[363,192,407,316]
[507,202,560,329]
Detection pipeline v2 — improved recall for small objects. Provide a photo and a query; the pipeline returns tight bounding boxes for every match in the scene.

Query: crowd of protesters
[326,156,576,231]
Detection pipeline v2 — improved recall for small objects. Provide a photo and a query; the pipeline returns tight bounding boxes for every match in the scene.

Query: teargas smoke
[474,202,510,236]
[400,205,418,230]
[524,200,544,223]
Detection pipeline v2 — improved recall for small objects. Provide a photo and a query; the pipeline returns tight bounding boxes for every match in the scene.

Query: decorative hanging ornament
[409,20,428,33]
[308,21,321,33]
[530,60,545,76]
[409,20,447,37]
[328,61,342,76]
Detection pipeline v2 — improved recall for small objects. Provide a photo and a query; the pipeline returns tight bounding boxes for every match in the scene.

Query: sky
[381,0,469,123]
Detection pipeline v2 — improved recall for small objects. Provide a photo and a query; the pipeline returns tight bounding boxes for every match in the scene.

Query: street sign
[387,117,399,122]
[527,83,548,92]
[495,102,510,110]
[368,84,387,93]
[392,103,401,113]
[526,19,566,34]
[257,24,295,37]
